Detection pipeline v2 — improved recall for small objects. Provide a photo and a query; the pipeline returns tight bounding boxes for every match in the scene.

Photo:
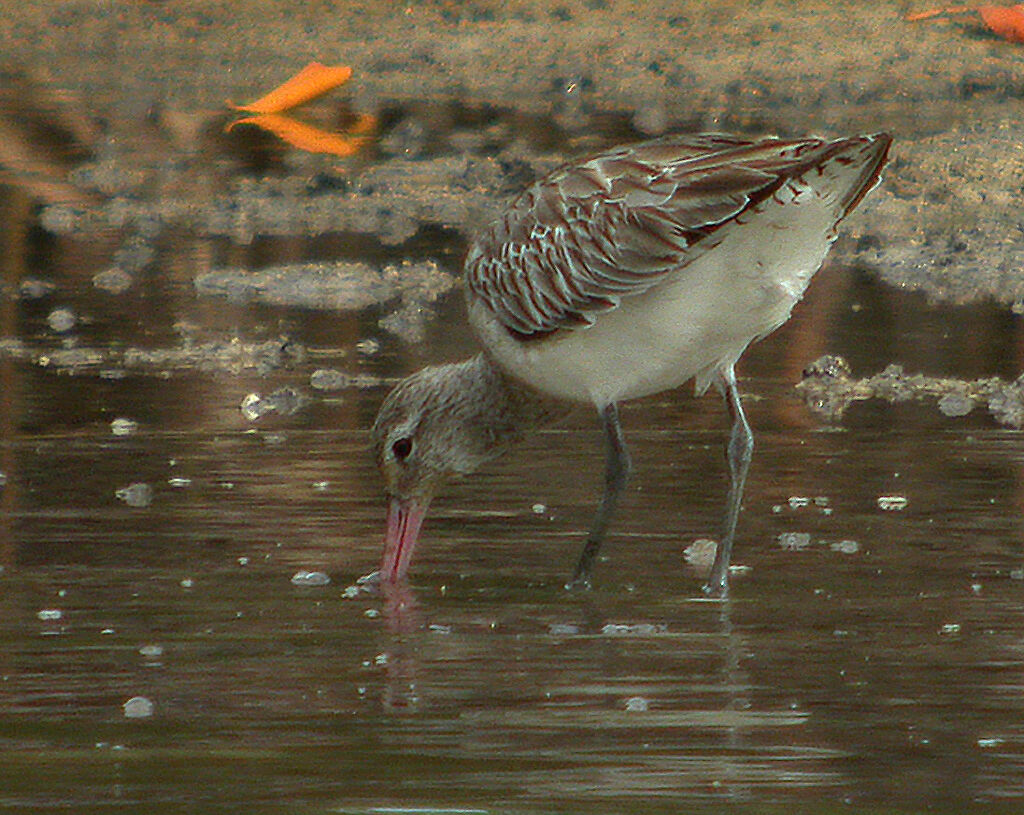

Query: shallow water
[4,105,1024,815]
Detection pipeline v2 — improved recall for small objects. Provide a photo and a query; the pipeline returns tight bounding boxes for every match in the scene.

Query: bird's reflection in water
[381,581,421,634]
[378,580,423,711]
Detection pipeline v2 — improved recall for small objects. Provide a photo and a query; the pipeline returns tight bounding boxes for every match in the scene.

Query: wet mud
[799,354,1024,429]
[4,1,1024,304]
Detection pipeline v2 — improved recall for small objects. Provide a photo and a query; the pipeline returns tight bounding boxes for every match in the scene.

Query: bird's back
[465,133,891,405]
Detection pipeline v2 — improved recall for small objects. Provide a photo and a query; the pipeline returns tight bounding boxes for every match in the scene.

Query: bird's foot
[564,571,593,591]
[701,577,729,600]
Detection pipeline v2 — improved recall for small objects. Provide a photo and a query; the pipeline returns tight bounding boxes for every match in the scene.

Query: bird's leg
[704,365,754,598]
[567,403,632,589]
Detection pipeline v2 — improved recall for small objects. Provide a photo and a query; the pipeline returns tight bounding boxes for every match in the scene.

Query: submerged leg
[567,403,632,589]
[704,365,754,598]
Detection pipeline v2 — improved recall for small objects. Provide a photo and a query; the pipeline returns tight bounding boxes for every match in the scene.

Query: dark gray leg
[567,403,632,589]
[704,365,754,598]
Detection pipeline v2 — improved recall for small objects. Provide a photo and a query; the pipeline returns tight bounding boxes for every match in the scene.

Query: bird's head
[371,358,514,583]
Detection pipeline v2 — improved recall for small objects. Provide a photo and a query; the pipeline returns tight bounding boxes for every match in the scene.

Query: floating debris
[93,267,134,294]
[290,570,331,587]
[778,532,812,551]
[122,696,154,719]
[683,538,717,572]
[195,261,384,311]
[624,696,650,712]
[308,368,383,391]
[379,301,431,343]
[877,495,909,511]
[310,368,349,390]
[38,348,105,369]
[110,417,138,436]
[830,539,860,555]
[798,355,1024,428]
[0,335,309,378]
[937,391,975,418]
[115,482,153,507]
[195,259,456,317]
[377,260,459,343]
[19,278,55,300]
[601,623,668,637]
[36,609,62,621]
[342,571,382,598]
[355,338,380,356]
[239,386,307,420]
[47,307,77,333]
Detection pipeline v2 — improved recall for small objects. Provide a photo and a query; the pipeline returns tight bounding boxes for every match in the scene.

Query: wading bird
[371,132,891,596]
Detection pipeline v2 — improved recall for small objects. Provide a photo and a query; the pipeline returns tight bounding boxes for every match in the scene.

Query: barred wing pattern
[465,134,882,339]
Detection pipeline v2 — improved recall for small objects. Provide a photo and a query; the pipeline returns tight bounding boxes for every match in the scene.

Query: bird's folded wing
[465,134,856,338]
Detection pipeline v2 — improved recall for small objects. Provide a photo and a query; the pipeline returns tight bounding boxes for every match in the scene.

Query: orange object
[227,113,370,157]
[979,4,1024,41]
[229,62,353,114]
[907,3,1024,42]
[905,6,973,21]
[346,112,379,137]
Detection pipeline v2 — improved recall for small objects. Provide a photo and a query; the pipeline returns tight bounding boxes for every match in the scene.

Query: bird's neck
[460,353,572,456]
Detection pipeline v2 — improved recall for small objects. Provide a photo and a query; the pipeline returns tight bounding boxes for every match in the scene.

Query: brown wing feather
[464,133,889,339]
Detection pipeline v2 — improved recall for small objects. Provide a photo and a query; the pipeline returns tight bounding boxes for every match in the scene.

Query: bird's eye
[391,437,413,461]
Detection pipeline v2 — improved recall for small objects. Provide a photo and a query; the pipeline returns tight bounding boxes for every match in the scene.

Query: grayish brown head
[371,354,559,582]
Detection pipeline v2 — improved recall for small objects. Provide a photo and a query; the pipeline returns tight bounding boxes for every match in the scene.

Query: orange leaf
[905,6,975,21]
[979,3,1024,41]
[229,62,353,114]
[227,113,369,157]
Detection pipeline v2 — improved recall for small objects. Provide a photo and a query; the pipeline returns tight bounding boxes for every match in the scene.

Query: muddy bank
[3,1,1023,306]
[798,354,1024,429]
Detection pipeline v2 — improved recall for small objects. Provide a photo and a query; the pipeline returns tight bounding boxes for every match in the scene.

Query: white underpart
[470,168,853,407]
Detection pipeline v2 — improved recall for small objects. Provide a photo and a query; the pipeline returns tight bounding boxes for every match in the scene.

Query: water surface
[3,120,1024,815]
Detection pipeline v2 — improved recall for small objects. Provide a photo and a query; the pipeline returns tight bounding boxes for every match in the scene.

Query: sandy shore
[3,0,1023,306]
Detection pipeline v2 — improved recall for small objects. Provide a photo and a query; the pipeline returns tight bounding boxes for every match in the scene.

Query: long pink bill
[380,498,429,583]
